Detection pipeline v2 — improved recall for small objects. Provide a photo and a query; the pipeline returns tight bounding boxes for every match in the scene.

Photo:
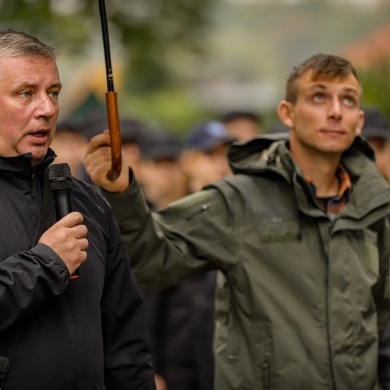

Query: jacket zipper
[262,357,270,389]
[325,221,337,390]
[31,167,36,198]
[63,295,79,389]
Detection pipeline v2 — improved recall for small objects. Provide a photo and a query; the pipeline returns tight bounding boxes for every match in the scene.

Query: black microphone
[49,163,73,220]
[49,163,78,279]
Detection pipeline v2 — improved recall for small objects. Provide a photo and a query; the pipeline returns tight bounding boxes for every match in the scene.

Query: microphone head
[49,163,73,191]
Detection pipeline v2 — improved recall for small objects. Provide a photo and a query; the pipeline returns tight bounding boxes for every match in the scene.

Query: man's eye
[343,96,356,106]
[20,91,31,97]
[49,91,60,99]
[313,93,324,102]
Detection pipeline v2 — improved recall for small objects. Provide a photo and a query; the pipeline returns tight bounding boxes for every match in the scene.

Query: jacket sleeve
[376,217,390,389]
[0,244,69,331]
[102,174,238,288]
[101,205,156,390]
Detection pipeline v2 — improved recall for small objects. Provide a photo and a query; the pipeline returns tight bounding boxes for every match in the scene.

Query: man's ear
[277,101,294,130]
[354,109,364,137]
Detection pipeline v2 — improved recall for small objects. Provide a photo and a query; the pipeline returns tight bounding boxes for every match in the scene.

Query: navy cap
[184,121,235,152]
[362,108,390,140]
[141,132,182,161]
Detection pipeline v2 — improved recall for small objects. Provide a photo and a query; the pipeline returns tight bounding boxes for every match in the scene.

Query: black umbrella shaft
[98,0,114,92]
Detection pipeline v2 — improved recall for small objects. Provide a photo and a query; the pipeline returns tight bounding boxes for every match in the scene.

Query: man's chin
[30,149,49,166]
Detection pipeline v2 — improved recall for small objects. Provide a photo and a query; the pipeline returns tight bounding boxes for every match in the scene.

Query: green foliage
[0,0,212,87]
[119,88,214,135]
[360,61,390,119]
[2,0,390,131]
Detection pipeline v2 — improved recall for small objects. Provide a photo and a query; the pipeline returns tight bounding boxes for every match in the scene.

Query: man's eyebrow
[51,82,62,90]
[16,81,62,90]
[342,87,359,95]
[305,84,327,93]
[306,83,359,95]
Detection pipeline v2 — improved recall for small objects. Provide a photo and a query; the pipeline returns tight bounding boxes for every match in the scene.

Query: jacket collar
[228,134,390,222]
[228,133,375,176]
[0,148,56,177]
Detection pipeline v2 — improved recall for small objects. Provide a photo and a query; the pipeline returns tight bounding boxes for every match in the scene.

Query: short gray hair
[0,29,57,61]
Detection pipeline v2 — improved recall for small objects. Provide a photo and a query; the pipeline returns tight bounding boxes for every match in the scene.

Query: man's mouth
[28,130,50,143]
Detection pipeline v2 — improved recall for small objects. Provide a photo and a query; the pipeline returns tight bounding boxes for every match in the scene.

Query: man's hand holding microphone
[38,163,88,278]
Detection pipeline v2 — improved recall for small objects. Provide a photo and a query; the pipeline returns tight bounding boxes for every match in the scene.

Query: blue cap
[184,121,235,152]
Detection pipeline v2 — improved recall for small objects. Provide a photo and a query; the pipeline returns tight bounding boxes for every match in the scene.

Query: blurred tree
[360,60,390,119]
[0,0,214,92]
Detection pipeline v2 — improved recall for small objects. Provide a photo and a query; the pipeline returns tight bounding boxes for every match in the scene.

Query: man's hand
[154,374,168,390]
[39,212,88,275]
[84,130,130,193]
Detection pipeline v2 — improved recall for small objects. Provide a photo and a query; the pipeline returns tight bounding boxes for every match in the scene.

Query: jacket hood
[228,133,376,177]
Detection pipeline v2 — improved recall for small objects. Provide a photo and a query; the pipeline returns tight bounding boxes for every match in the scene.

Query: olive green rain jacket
[104,134,390,390]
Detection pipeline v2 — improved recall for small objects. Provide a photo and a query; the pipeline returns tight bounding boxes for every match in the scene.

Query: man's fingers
[74,225,88,239]
[59,212,84,227]
[84,131,111,156]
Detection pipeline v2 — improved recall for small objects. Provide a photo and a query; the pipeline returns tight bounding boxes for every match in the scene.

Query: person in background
[266,120,290,134]
[139,130,215,390]
[220,110,262,142]
[361,107,390,184]
[118,118,152,185]
[50,118,89,179]
[84,53,390,389]
[79,114,152,186]
[0,29,155,389]
[140,131,188,211]
[361,107,390,389]
[180,120,235,193]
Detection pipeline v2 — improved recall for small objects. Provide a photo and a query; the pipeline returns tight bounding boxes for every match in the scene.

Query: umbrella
[98,0,122,180]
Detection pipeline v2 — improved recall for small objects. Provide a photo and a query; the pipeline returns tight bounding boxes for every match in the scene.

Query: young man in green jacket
[85,53,390,389]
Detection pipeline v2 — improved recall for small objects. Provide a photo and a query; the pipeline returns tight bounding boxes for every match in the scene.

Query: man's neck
[291,148,341,198]
[307,166,340,198]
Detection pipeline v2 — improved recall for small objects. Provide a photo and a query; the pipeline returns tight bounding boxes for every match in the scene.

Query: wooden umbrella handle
[105,91,122,181]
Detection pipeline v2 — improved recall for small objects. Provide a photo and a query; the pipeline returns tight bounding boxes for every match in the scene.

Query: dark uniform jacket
[140,272,215,390]
[0,149,155,389]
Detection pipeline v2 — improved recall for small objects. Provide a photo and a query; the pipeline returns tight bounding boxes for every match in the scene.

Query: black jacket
[0,150,155,389]
[139,272,215,390]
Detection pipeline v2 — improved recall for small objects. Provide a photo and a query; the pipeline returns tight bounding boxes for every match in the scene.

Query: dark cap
[221,110,262,124]
[75,113,152,143]
[120,118,152,144]
[56,118,85,135]
[362,108,390,140]
[141,132,182,161]
[184,121,235,152]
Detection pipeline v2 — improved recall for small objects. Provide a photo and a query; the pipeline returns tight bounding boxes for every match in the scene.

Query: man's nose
[36,93,57,118]
[328,97,342,119]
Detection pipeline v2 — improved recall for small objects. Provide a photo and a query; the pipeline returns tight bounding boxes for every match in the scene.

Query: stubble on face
[288,71,363,160]
[0,55,61,165]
